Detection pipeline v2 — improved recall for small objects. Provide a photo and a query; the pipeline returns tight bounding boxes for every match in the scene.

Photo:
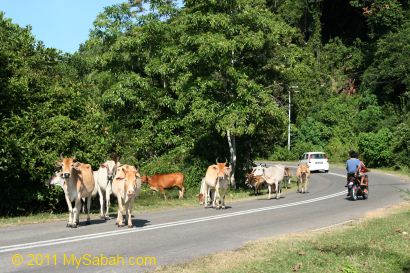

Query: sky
[0,0,126,53]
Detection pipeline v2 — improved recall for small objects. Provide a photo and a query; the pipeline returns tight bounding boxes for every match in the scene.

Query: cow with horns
[56,154,95,228]
[198,158,231,209]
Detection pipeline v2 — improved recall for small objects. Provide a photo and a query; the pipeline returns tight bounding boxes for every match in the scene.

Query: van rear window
[311,153,325,159]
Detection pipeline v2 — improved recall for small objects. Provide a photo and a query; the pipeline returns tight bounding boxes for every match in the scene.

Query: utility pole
[288,89,291,151]
[288,86,298,151]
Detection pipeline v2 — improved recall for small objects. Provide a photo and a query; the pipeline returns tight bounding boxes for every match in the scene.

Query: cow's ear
[212,165,218,170]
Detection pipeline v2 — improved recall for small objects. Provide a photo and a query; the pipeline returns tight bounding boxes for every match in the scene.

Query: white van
[299,152,329,172]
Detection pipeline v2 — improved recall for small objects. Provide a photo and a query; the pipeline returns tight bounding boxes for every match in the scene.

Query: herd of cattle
[49,155,311,228]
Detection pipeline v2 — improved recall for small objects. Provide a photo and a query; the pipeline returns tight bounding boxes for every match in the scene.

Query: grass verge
[155,202,410,273]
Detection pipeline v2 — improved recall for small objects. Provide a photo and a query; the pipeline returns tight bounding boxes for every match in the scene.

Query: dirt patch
[363,201,410,219]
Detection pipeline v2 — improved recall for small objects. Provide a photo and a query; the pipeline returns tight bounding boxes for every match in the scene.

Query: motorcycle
[347,172,369,201]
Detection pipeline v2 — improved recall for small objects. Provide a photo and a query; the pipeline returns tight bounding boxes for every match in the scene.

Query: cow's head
[47,171,65,187]
[58,154,78,179]
[101,160,118,182]
[141,175,150,184]
[253,165,265,176]
[119,165,139,196]
[215,158,229,180]
[245,172,255,188]
[299,164,309,178]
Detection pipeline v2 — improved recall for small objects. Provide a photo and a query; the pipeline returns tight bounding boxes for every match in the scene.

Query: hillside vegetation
[0,0,409,215]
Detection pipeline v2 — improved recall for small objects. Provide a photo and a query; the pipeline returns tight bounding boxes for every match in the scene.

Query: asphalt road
[0,165,409,273]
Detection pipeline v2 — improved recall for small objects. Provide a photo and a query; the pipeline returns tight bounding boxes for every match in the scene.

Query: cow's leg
[268,184,272,200]
[73,197,81,228]
[179,186,185,199]
[116,196,124,227]
[211,188,216,207]
[127,199,134,228]
[221,189,226,209]
[305,178,309,193]
[297,178,300,193]
[105,188,111,220]
[97,185,105,219]
[86,196,91,225]
[276,182,280,199]
[64,194,74,227]
[214,187,221,209]
[160,188,167,200]
[203,184,209,208]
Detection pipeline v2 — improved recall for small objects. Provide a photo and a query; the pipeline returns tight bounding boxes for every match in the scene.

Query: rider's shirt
[346,158,360,174]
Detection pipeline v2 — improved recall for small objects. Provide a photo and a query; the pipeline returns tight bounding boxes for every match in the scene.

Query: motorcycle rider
[346,151,360,188]
[356,158,368,186]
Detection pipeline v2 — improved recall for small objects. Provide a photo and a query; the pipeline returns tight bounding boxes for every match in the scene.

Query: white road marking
[0,172,348,253]
[312,220,355,231]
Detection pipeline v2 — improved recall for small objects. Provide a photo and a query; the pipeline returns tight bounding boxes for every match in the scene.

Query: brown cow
[296,164,310,193]
[141,172,185,200]
[245,172,266,195]
[112,165,141,228]
[283,167,292,189]
[198,159,231,209]
[59,155,95,228]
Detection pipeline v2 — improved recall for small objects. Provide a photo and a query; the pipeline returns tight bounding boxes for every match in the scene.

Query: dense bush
[0,0,409,215]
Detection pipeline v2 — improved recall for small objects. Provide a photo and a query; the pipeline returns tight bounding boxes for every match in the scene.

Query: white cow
[59,156,95,228]
[254,164,285,199]
[112,165,141,228]
[94,160,119,220]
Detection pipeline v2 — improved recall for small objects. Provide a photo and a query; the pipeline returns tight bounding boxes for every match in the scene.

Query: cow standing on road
[296,164,310,193]
[94,160,119,220]
[199,159,231,209]
[112,165,141,228]
[254,164,285,199]
[58,155,95,228]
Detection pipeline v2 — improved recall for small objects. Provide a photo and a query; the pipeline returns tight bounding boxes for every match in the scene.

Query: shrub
[358,128,393,167]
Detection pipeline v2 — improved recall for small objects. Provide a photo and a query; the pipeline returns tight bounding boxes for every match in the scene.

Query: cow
[48,171,64,188]
[141,172,185,200]
[112,165,141,228]
[58,155,95,228]
[48,170,96,214]
[198,177,215,206]
[254,164,285,199]
[94,160,119,220]
[296,164,310,193]
[198,159,231,209]
[283,167,292,189]
[245,172,266,195]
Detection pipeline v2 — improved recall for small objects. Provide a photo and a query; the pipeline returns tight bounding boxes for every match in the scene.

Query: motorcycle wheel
[362,193,368,200]
[351,187,358,201]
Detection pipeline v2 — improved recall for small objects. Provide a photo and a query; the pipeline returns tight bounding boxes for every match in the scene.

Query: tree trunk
[227,130,236,189]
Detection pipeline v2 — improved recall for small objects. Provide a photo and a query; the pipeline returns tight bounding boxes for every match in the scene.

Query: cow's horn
[216,157,220,164]
[60,152,64,160]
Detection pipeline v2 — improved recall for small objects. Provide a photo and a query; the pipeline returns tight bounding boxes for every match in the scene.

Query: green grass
[155,202,410,273]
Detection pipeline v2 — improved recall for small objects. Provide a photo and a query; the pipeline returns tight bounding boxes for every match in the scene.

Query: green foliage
[1,0,409,215]
[358,128,393,167]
